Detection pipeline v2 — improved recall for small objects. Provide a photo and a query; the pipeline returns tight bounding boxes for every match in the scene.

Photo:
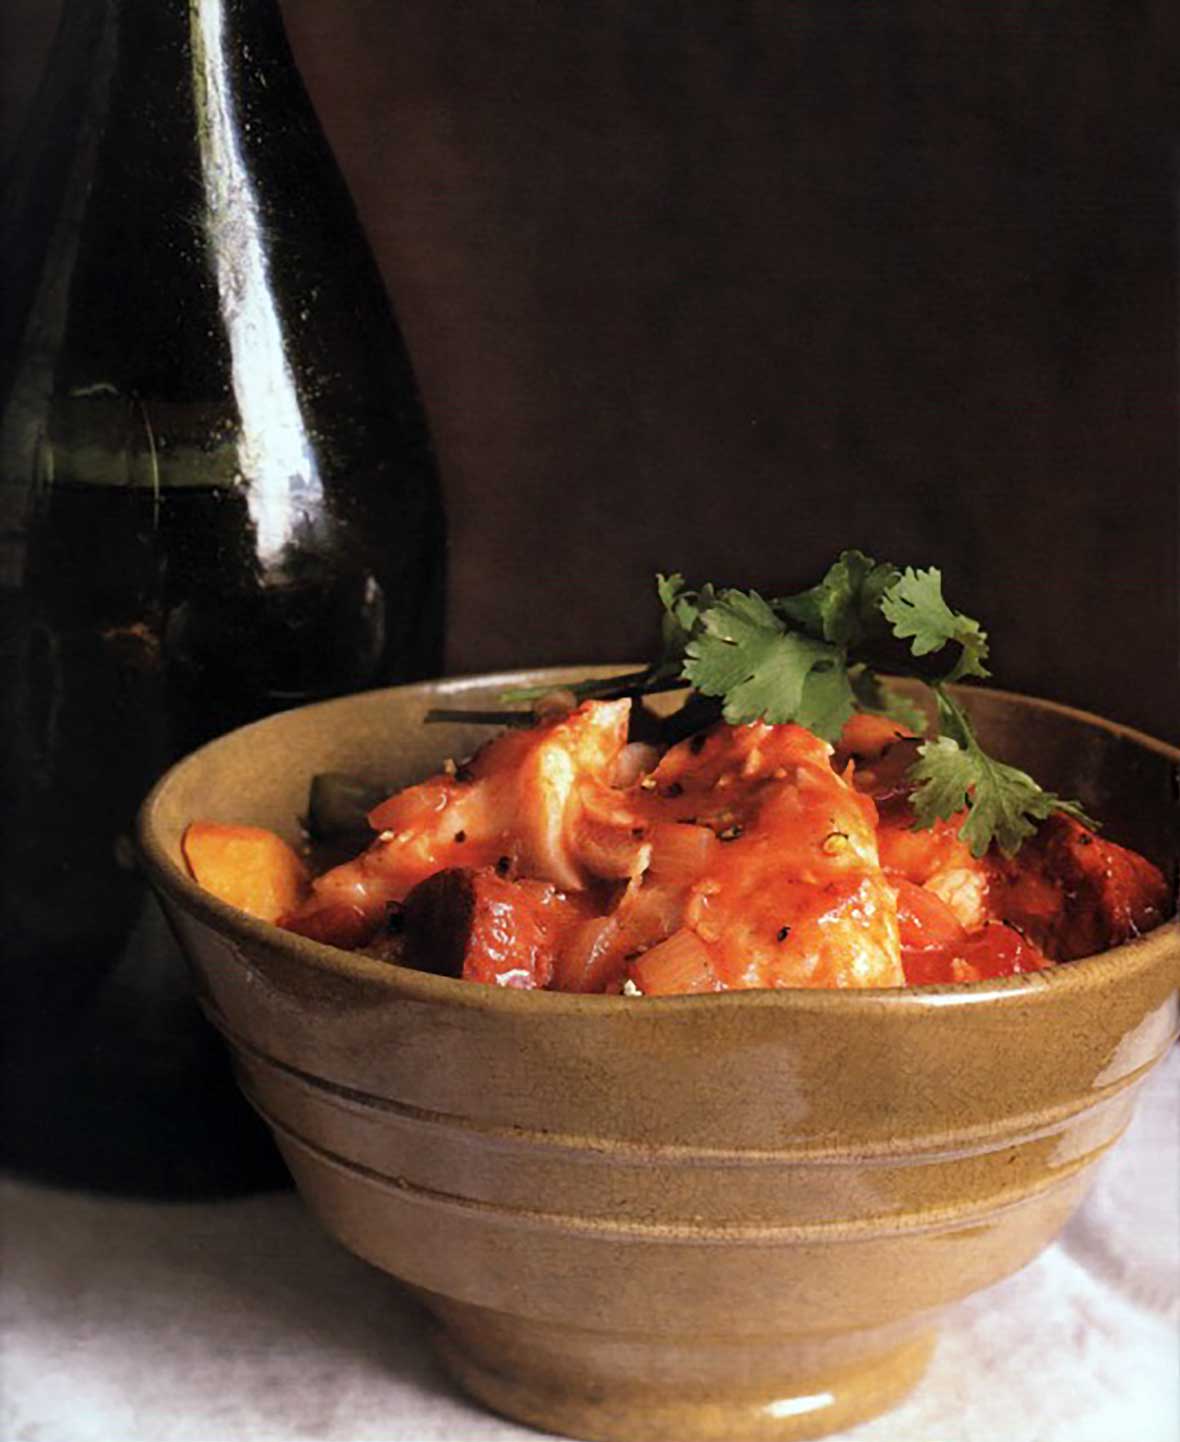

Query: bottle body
[0,0,445,1190]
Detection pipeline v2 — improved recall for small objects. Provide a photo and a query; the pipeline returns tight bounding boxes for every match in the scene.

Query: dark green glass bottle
[0,0,446,1192]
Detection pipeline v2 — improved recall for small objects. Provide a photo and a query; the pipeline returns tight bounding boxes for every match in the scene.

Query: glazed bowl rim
[137,666,1180,1018]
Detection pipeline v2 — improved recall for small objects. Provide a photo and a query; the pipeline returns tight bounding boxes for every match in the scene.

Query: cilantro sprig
[497,549,1093,857]
[908,685,1092,856]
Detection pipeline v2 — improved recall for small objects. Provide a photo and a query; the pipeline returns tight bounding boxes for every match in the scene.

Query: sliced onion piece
[552,914,624,993]
[616,880,685,948]
[574,816,651,882]
[647,822,718,887]
[629,928,720,996]
[610,742,660,789]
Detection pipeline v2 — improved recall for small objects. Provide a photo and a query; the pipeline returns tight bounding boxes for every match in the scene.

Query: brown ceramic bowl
[138,669,1179,1442]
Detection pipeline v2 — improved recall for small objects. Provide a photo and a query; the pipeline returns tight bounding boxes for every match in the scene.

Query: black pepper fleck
[661,781,684,799]
[453,830,467,844]
[495,855,511,876]
[776,925,791,942]
[718,824,743,842]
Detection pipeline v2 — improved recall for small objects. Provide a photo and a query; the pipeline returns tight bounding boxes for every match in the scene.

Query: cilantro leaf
[683,589,851,736]
[655,572,718,677]
[656,572,698,657]
[795,660,857,738]
[880,567,990,682]
[684,590,784,697]
[908,688,1095,856]
[777,549,899,647]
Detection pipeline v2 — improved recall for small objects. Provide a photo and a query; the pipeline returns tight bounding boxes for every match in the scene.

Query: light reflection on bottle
[191,0,322,566]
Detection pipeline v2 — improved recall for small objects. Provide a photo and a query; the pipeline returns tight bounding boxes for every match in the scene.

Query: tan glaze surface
[139,669,1180,1442]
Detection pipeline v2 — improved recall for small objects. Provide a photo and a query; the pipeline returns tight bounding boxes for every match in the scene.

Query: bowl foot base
[427,1302,935,1442]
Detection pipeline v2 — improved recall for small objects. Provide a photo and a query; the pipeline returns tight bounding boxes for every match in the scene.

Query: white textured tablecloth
[4,1048,1178,1442]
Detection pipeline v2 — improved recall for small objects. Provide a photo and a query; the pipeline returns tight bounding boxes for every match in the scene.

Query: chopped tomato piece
[894,877,967,954]
[902,921,1050,985]
[281,900,378,950]
[834,713,912,770]
[877,812,976,887]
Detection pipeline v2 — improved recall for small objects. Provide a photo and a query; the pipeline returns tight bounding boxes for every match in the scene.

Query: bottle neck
[1,0,321,510]
[1,0,301,354]
[56,0,286,39]
[36,0,296,142]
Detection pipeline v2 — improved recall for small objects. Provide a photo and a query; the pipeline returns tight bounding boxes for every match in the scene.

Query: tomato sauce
[185,700,1171,994]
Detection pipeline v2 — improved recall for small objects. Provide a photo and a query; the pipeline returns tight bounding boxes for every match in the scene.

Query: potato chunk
[182,822,308,923]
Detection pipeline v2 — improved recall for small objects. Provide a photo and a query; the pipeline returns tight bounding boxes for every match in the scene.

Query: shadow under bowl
[138,669,1180,1442]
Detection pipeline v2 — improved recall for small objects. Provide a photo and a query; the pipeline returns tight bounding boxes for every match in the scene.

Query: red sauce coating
[189,701,1172,994]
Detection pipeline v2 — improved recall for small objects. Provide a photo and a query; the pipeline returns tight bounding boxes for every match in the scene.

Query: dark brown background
[4,1,1178,739]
